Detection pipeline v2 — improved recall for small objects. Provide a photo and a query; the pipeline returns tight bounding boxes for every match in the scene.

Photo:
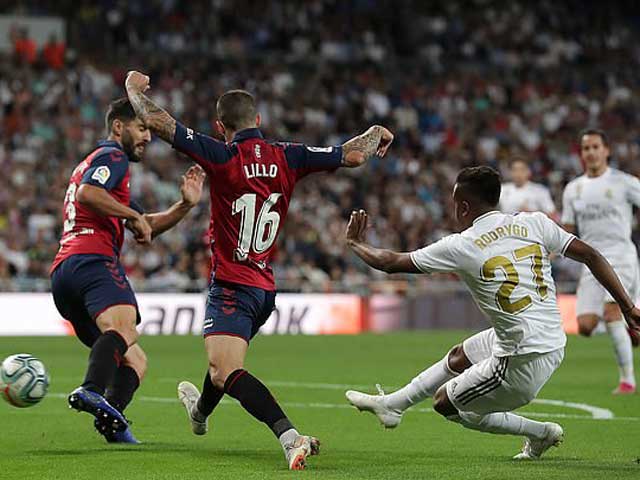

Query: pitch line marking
[161,378,618,420]
[48,391,631,422]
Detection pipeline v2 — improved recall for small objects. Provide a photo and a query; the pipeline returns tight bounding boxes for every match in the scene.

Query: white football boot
[284,435,320,470]
[345,384,403,429]
[513,422,564,460]
[177,381,208,435]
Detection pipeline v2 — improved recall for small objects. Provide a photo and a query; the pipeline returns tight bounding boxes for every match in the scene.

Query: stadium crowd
[1,0,640,292]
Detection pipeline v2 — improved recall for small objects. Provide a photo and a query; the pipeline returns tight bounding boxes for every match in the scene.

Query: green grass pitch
[1,332,639,479]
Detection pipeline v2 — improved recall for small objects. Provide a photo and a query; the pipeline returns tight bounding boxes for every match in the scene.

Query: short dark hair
[579,128,609,147]
[105,98,137,133]
[216,90,256,131]
[455,166,502,207]
[508,154,530,169]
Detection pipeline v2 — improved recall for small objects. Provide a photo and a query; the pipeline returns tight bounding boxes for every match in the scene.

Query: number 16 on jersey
[232,193,282,261]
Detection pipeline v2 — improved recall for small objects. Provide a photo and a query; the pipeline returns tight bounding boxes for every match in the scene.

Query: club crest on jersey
[91,166,111,185]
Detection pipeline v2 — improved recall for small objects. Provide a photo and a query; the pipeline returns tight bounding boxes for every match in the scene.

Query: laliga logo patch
[186,128,194,140]
[91,166,111,185]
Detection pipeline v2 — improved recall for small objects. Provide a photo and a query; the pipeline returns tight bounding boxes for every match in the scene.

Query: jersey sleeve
[409,235,460,274]
[80,150,128,191]
[172,122,233,170]
[129,199,144,214]
[625,173,640,207]
[560,183,576,226]
[280,143,343,180]
[539,186,556,214]
[536,212,575,255]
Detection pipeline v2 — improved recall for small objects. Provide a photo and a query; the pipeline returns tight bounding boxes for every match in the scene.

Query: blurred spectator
[12,26,37,64]
[42,33,65,70]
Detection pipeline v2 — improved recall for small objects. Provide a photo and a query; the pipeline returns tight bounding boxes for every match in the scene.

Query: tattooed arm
[341,125,394,167]
[125,71,177,143]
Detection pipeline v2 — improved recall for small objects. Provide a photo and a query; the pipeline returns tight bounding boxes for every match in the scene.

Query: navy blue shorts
[203,280,276,343]
[51,254,140,347]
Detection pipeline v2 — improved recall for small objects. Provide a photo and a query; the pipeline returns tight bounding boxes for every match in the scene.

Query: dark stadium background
[1,1,640,329]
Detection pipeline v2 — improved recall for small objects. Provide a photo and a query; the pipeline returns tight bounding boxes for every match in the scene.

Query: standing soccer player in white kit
[562,129,640,394]
[344,166,640,459]
[499,157,556,217]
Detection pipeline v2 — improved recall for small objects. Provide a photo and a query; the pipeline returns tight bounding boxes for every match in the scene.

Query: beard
[122,131,143,163]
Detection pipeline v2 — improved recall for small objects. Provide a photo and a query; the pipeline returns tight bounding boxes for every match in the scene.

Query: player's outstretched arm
[341,126,394,167]
[345,209,419,274]
[77,184,152,244]
[565,238,640,331]
[141,165,205,238]
[125,70,177,144]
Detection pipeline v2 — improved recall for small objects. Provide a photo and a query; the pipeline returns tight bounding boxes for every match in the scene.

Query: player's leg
[575,271,604,337]
[433,349,564,460]
[576,314,600,337]
[105,344,147,413]
[603,302,636,394]
[68,256,141,432]
[79,304,138,394]
[205,334,316,469]
[96,344,147,444]
[346,329,495,428]
[178,282,236,434]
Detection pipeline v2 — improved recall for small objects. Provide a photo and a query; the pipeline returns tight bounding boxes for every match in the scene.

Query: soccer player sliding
[344,166,640,460]
[124,70,393,469]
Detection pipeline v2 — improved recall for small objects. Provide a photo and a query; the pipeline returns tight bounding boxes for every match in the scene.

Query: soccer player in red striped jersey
[50,98,206,443]
[125,70,393,469]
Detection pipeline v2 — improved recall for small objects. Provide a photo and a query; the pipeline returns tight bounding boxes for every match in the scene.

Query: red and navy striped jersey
[172,123,342,290]
[51,141,134,273]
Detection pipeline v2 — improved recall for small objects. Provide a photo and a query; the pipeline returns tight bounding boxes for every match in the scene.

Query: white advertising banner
[0,293,363,336]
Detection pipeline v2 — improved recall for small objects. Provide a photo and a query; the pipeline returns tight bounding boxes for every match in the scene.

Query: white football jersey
[499,182,556,214]
[410,211,574,357]
[562,168,640,266]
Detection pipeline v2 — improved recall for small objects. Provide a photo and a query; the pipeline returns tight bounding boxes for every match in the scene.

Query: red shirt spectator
[42,34,65,69]
[14,28,36,64]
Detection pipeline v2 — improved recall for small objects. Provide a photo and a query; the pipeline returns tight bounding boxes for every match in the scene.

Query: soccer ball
[0,353,50,408]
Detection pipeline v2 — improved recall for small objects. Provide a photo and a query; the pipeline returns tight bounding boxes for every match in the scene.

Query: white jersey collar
[472,210,502,225]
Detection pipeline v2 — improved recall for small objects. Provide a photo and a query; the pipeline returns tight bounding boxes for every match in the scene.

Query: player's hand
[128,214,153,245]
[376,126,394,157]
[622,305,640,335]
[125,70,150,94]
[180,165,206,207]
[346,209,368,245]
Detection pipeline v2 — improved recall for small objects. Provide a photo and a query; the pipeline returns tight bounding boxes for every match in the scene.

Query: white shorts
[445,329,564,415]
[576,261,640,317]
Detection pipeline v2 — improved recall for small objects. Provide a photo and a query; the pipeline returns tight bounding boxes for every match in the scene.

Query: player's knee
[126,346,147,380]
[578,323,594,337]
[118,325,139,346]
[447,344,471,373]
[432,386,456,417]
[98,313,139,345]
[209,363,232,390]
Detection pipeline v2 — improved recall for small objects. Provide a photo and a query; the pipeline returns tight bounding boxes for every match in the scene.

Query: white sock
[451,411,548,440]
[384,357,457,411]
[606,320,636,385]
[279,428,299,449]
